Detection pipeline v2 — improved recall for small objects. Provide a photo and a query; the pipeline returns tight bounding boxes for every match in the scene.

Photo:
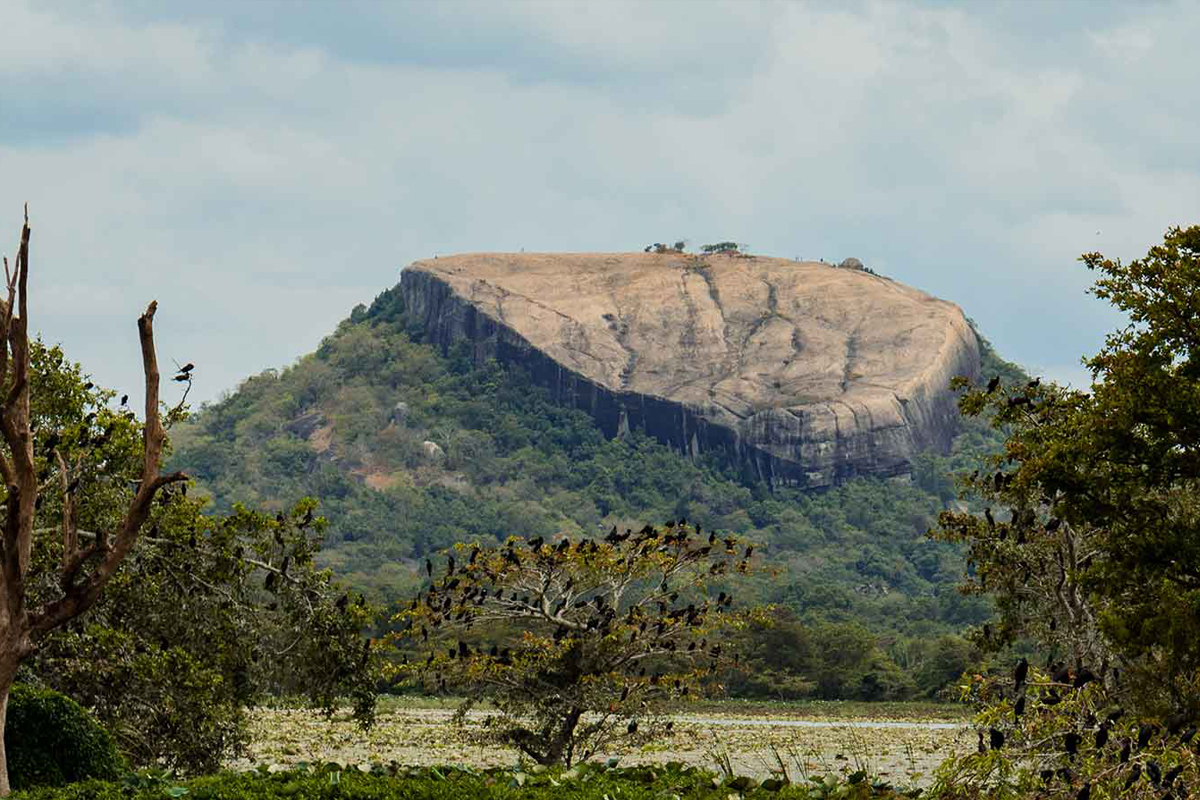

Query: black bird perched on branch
[1137,725,1155,748]
[1165,711,1190,735]
[627,720,638,734]
[1014,657,1029,687]
[989,728,1005,750]
[119,394,128,406]
[1073,667,1096,689]
[986,375,1000,393]
[527,536,544,550]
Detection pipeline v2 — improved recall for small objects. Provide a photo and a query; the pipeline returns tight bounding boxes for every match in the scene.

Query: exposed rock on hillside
[399,252,979,488]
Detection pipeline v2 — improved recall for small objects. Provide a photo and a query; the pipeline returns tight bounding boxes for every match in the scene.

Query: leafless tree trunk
[0,210,186,795]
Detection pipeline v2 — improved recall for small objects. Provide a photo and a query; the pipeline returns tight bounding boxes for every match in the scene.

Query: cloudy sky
[2,0,1197,405]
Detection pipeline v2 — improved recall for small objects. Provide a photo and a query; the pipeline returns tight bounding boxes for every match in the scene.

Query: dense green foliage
[18,343,379,774]
[931,226,1200,798]
[170,283,1021,700]
[11,763,914,800]
[4,684,126,791]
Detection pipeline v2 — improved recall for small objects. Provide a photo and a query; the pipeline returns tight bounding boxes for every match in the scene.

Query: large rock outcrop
[399,252,979,489]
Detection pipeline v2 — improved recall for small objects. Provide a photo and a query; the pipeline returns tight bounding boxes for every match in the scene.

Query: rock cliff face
[399,252,979,489]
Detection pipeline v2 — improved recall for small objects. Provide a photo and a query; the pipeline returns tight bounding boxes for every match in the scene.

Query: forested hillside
[169,283,1029,698]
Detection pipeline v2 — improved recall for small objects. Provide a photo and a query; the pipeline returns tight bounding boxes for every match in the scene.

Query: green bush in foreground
[5,684,127,791]
[12,763,914,800]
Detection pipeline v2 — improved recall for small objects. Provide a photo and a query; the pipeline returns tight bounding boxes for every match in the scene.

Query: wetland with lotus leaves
[234,699,971,788]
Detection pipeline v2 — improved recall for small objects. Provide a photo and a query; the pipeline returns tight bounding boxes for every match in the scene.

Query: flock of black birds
[29,364,195,510]
[975,656,1196,798]
[983,374,1045,412]
[404,522,747,705]
[971,377,1198,792]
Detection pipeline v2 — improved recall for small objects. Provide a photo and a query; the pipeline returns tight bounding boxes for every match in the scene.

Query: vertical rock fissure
[841,326,861,394]
[688,262,740,409]
[609,291,638,391]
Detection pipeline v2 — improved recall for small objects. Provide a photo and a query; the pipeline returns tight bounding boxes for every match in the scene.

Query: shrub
[5,684,127,790]
[11,763,914,799]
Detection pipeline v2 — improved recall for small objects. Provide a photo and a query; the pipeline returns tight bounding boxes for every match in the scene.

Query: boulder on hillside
[284,411,326,439]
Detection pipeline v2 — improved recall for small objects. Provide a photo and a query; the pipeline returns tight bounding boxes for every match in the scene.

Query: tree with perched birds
[931,225,1200,798]
[390,521,762,767]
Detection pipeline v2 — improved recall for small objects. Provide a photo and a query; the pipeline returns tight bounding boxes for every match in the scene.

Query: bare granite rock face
[399,252,980,488]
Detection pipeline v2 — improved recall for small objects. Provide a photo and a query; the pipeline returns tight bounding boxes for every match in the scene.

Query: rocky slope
[399,252,979,488]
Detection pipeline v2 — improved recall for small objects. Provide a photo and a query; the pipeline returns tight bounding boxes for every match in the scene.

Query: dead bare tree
[0,210,187,795]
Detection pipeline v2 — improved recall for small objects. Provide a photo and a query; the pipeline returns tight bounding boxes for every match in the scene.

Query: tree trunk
[0,677,11,797]
[554,706,583,767]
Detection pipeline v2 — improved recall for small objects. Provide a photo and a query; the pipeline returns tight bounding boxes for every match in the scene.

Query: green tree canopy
[932,225,1200,797]
[18,339,379,774]
[391,524,760,766]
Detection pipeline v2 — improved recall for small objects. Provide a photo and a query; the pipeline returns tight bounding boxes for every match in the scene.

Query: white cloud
[0,0,1197,403]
